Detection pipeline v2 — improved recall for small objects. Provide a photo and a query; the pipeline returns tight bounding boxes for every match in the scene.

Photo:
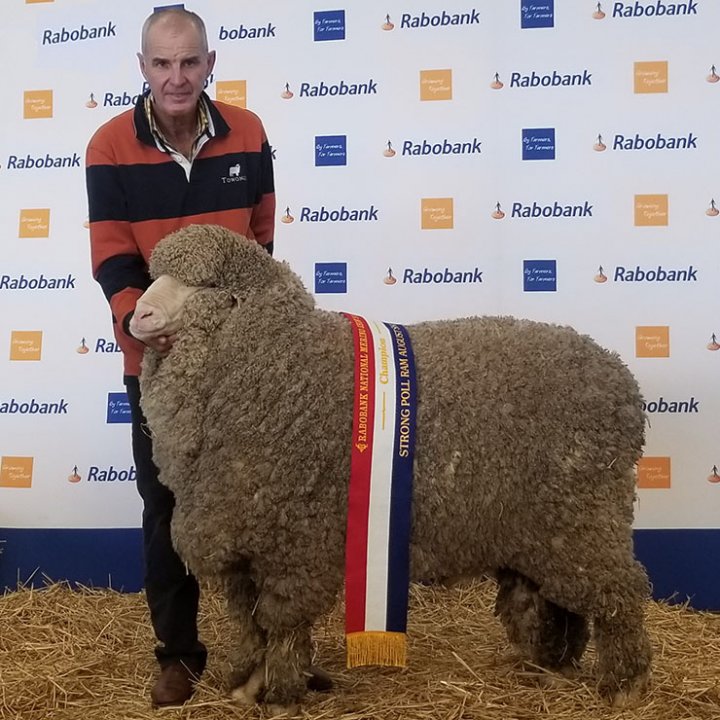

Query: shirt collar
[143,93,214,156]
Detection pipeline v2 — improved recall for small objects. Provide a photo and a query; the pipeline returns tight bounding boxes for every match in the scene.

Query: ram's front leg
[222,572,268,706]
[262,624,312,716]
[254,576,318,716]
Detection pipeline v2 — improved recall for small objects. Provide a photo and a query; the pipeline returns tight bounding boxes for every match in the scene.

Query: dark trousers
[125,376,207,673]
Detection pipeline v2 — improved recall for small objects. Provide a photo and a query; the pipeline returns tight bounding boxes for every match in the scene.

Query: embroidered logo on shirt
[222,163,246,184]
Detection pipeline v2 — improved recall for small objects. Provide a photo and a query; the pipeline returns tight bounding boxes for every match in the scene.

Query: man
[86,8,329,707]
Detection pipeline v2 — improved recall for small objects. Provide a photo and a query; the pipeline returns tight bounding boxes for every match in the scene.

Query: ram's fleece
[134,224,652,714]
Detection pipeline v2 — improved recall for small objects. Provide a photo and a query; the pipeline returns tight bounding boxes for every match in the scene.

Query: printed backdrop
[1,0,718,607]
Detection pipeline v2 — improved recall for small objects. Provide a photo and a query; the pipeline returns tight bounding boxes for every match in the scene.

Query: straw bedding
[1,578,718,720]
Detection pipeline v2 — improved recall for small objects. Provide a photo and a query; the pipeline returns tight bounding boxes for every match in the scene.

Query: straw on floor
[1,578,718,720]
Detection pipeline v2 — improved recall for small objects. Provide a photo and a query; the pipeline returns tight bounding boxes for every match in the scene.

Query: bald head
[141,8,208,55]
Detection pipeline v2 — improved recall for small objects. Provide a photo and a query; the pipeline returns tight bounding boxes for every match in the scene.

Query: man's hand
[142,334,178,355]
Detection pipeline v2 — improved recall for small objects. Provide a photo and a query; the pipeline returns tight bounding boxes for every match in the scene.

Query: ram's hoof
[230,666,265,705]
[266,702,300,717]
[603,672,650,708]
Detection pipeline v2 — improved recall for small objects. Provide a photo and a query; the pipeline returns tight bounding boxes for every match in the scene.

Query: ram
[131,224,652,715]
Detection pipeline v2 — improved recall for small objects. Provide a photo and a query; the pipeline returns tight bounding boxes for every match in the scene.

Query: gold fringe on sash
[346,631,407,668]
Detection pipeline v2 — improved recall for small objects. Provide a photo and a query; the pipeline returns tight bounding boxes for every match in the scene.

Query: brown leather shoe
[306,664,333,692]
[150,662,199,707]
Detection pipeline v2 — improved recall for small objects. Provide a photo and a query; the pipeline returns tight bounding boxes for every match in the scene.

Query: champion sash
[342,313,418,668]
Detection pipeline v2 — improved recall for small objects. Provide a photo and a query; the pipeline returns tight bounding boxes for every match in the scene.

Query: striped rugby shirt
[86,91,275,377]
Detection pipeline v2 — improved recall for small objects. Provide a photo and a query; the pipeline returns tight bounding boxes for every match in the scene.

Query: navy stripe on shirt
[87,149,271,224]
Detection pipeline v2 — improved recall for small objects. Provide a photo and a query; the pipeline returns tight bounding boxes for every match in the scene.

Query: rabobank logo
[394,136,482,157]
[523,260,557,292]
[315,263,347,294]
[522,128,555,160]
[0,273,76,290]
[315,135,347,166]
[708,465,720,484]
[383,268,398,285]
[596,1,698,19]
[41,21,117,45]
[284,77,377,99]
[107,392,131,424]
[218,21,276,40]
[0,397,68,415]
[6,151,81,170]
[86,465,137,482]
[502,199,593,219]
[708,332,720,351]
[521,1,554,28]
[281,206,295,223]
[76,336,121,354]
[707,65,719,83]
[642,396,699,413]
[492,68,592,89]
[99,86,148,108]
[299,204,379,222]
[384,8,481,30]
[314,10,345,41]
[707,199,719,216]
[594,263,698,282]
[68,466,82,483]
[0,457,33,489]
[600,130,698,151]
[393,266,484,285]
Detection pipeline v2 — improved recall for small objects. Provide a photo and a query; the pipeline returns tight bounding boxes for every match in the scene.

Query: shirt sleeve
[249,128,276,248]
[86,133,149,357]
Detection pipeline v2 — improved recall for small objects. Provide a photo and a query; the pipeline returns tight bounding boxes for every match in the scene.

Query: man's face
[138,19,215,123]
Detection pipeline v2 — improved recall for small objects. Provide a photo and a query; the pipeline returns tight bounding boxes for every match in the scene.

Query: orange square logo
[26,0,54,3]
[10,331,43,361]
[634,194,668,226]
[635,326,669,358]
[420,69,453,101]
[19,209,51,238]
[634,61,668,94]
[216,80,247,109]
[421,198,454,229]
[637,457,671,489]
[0,457,34,489]
[24,89,53,119]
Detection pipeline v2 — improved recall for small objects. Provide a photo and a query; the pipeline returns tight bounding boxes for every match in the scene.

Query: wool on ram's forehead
[138,223,650,714]
[148,223,309,304]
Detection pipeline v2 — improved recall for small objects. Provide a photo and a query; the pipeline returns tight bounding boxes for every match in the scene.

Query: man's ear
[137,52,147,80]
[206,50,216,78]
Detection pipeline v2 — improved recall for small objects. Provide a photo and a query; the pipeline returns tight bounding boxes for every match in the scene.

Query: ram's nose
[130,302,164,335]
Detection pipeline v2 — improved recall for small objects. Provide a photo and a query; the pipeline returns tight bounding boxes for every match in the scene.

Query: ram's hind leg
[495,568,589,674]
[222,572,268,705]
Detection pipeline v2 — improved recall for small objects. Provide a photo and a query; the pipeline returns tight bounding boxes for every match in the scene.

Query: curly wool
[140,224,651,706]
